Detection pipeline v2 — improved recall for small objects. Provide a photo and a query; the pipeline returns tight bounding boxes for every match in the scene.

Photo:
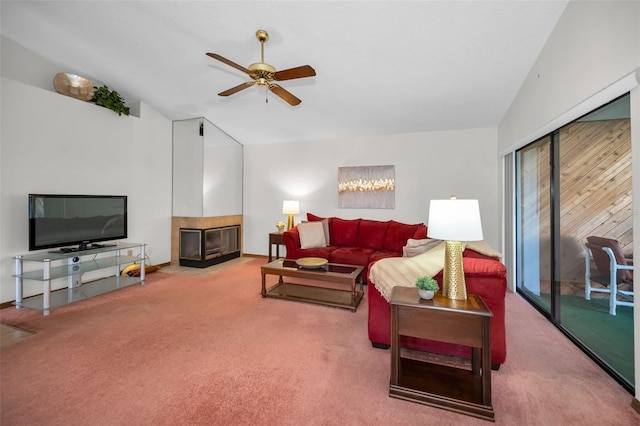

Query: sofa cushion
[329,247,374,266]
[356,219,388,250]
[294,246,336,259]
[330,218,360,247]
[369,250,400,263]
[383,220,422,253]
[298,222,327,249]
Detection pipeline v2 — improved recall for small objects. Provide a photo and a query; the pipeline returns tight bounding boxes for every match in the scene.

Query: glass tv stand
[13,242,146,315]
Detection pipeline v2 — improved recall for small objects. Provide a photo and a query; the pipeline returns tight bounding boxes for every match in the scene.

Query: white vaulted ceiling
[0,1,568,146]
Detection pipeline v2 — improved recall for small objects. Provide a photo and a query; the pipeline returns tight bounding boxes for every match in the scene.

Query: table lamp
[282,200,300,230]
[427,197,483,300]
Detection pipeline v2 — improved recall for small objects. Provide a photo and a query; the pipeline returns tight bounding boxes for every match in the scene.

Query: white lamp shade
[427,199,483,241]
[282,200,300,215]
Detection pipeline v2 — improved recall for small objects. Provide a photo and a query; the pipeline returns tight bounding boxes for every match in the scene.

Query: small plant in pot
[415,276,439,300]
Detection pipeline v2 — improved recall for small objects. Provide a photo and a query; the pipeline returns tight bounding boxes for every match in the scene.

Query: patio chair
[584,236,633,315]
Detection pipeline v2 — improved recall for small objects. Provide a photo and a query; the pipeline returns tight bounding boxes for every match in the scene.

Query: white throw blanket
[369,240,502,302]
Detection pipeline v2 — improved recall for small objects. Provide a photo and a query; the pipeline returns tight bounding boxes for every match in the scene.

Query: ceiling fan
[206,30,316,106]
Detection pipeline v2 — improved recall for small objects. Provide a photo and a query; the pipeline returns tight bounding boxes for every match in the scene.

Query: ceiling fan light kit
[206,29,316,106]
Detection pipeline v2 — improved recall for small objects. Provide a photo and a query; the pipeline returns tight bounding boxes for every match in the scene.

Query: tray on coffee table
[260,259,364,312]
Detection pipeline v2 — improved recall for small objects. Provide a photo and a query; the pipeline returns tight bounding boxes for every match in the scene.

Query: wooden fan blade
[206,52,253,76]
[269,84,302,106]
[218,81,255,97]
[274,65,316,81]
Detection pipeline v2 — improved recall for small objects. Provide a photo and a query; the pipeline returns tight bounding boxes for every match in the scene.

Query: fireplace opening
[179,225,240,267]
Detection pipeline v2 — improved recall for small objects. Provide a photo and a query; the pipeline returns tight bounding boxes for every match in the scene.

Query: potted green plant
[91,85,130,116]
[415,276,439,300]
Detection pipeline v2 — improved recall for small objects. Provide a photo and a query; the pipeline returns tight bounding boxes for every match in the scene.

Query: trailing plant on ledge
[91,85,130,116]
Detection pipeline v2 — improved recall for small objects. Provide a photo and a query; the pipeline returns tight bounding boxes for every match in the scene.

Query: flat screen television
[29,194,128,252]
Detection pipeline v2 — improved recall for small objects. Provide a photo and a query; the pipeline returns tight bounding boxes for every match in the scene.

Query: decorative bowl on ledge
[53,72,94,101]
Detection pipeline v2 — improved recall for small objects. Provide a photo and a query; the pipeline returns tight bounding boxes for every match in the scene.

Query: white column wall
[202,120,243,218]
[172,119,204,217]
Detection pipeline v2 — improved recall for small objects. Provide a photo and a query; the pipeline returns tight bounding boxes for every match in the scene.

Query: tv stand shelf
[13,242,146,315]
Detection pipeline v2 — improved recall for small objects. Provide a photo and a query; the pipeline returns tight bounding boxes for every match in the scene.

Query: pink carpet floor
[1,258,638,425]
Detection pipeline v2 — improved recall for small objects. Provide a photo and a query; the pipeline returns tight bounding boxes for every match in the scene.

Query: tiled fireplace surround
[170,215,243,265]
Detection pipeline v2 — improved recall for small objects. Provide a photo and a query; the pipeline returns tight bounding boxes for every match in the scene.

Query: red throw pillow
[383,220,422,253]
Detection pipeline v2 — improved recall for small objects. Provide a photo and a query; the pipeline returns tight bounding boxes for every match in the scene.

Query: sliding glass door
[515,94,633,392]
[516,135,552,314]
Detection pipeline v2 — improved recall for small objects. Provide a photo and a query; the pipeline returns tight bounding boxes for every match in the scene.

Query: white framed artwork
[338,165,395,209]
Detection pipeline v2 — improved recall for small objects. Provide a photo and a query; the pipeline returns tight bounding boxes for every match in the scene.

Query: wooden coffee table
[261,259,364,312]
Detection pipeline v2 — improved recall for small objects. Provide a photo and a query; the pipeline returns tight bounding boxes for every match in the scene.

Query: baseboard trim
[0,300,14,310]
[631,397,640,415]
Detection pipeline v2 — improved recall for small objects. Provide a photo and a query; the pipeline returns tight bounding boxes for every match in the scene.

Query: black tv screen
[29,194,128,251]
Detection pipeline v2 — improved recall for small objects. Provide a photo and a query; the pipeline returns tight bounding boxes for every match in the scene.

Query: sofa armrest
[368,255,508,365]
[463,248,501,261]
[283,228,301,258]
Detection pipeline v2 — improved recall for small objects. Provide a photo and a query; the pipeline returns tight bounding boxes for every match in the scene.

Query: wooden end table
[389,286,494,421]
[268,232,285,262]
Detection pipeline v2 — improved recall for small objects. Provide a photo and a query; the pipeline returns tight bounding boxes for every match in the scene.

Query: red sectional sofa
[283,213,507,369]
[282,213,427,282]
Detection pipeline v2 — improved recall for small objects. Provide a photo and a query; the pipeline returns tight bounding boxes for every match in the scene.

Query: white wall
[1,36,64,96]
[498,1,640,395]
[243,128,501,256]
[499,1,640,152]
[0,78,172,303]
